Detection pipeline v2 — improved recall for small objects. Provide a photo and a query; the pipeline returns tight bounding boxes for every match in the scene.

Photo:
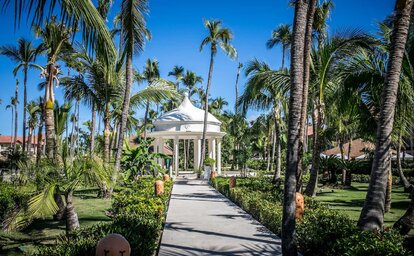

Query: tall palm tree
[6,95,18,149]
[199,19,237,174]
[0,39,42,152]
[115,0,150,171]
[26,101,41,153]
[140,59,160,138]
[297,0,317,192]
[358,0,414,231]
[266,24,292,69]
[35,17,73,159]
[304,31,376,197]
[168,65,185,91]
[182,70,203,99]
[282,1,309,254]
[238,59,289,182]
[313,0,334,54]
[234,62,243,113]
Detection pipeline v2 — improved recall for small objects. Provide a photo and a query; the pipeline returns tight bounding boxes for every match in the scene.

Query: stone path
[158,176,282,256]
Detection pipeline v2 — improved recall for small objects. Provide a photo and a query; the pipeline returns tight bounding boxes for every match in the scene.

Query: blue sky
[0,0,394,136]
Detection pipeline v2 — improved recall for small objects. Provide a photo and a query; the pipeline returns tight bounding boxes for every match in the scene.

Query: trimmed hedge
[33,177,172,256]
[211,177,410,256]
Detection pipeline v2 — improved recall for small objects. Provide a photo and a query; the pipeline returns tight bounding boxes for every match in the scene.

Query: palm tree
[140,59,160,139]
[282,1,309,254]
[35,17,73,159]
[234,62,243,113]
[182,71,203,100]
[358,0,414,231]
[266,24,292,69]
[5,156,110,233]
[0,39,42,152]
[1,0,116,63]
[210,97,228,115]
[26,101,41,153]
[297,0,317,192]
[115,0,150,171]
[6,96,18,149]
[313,0,334,55]
[304,31,376,197]
[168,65,185,90]
[199,19,237,174]
[238,59,289,182]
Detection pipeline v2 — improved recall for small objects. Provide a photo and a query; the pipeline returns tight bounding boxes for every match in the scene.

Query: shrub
[34,177,172,256]
[212,177,409,256]
[0,182,28,225]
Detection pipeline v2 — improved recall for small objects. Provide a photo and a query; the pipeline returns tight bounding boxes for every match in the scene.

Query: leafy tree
[266,24,292,69]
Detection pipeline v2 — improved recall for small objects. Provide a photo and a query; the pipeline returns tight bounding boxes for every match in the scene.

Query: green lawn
[0,188,112,255]
[315,182,411,226]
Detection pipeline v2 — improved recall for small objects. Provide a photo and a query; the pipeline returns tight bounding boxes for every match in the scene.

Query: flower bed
[33,177,172,256]
[212,177,409,256]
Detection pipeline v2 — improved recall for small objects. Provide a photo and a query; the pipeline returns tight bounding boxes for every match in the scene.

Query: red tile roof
[0,135,45,145]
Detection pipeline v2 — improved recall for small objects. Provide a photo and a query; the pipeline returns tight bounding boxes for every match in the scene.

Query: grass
[0,188,112,255]
[315,182,411,226]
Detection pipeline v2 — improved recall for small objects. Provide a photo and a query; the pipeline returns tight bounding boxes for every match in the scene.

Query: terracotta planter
[210,171,218,180]
[163,174,170,182]
[229,176,236,188]
[96,233,131,256]
[295,192,305,220]
[155,180,164,195]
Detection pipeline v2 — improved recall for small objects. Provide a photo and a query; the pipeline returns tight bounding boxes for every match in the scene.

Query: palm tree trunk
[339,137,346,184]
[143,100,150,139]
[270,129,276,172]
[44,63,56,159]
[297,0,316,192]
[27,127,32,153]
[272,107,281,183]
[36,110,44,165]
[305,101,322,197]
[14,80,19,151]
[394,189,414,235]
[345,135,353,186]
[358,0,414,231]
[115,50,133,171]
[90,103,96,154]
[65,190,79,234]
[53,187,66,221]
[281,45,285,69]
[397,132,411,190]
[282,1,308,254]
[104,104,110,161]
[385,165,392,213]
[235,63,241,112]
[199,51,215,176]
[22,69,28,152]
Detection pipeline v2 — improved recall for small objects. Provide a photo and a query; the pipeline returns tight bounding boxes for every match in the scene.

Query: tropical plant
[199,19,237,175]
[266,24,292,69]
[121,139,169,180]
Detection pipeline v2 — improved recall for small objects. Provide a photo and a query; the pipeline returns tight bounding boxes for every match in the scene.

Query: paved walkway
[158,176,282,256]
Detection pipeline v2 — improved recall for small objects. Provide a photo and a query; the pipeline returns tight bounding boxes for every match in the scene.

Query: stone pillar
[173,137,179,176]
[194,138,201,171]
[159,139,165,168]
[208,139,216,172]
[217,139,222,175]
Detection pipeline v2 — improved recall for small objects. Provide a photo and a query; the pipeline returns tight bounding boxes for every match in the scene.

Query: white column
[173,137,179,176]
[217,139,222,175]
[194,138,201,171]
[211,139,217,171]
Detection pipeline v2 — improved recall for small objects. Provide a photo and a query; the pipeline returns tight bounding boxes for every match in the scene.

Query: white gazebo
[148,92,225,176]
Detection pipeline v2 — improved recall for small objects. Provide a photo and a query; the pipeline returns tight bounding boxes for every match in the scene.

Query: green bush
[0,182,28,225]
[212,177,410,256]
[34,177,172,256]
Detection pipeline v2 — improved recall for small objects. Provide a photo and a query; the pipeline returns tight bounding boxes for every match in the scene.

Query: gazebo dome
[153,92,222,133]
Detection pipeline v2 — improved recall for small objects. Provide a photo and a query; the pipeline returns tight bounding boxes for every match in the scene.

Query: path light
[96,233,131,256]
[155,180,165,195]
[163,174,170,182]
[295,192,305,220]
[229,176,236,188]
